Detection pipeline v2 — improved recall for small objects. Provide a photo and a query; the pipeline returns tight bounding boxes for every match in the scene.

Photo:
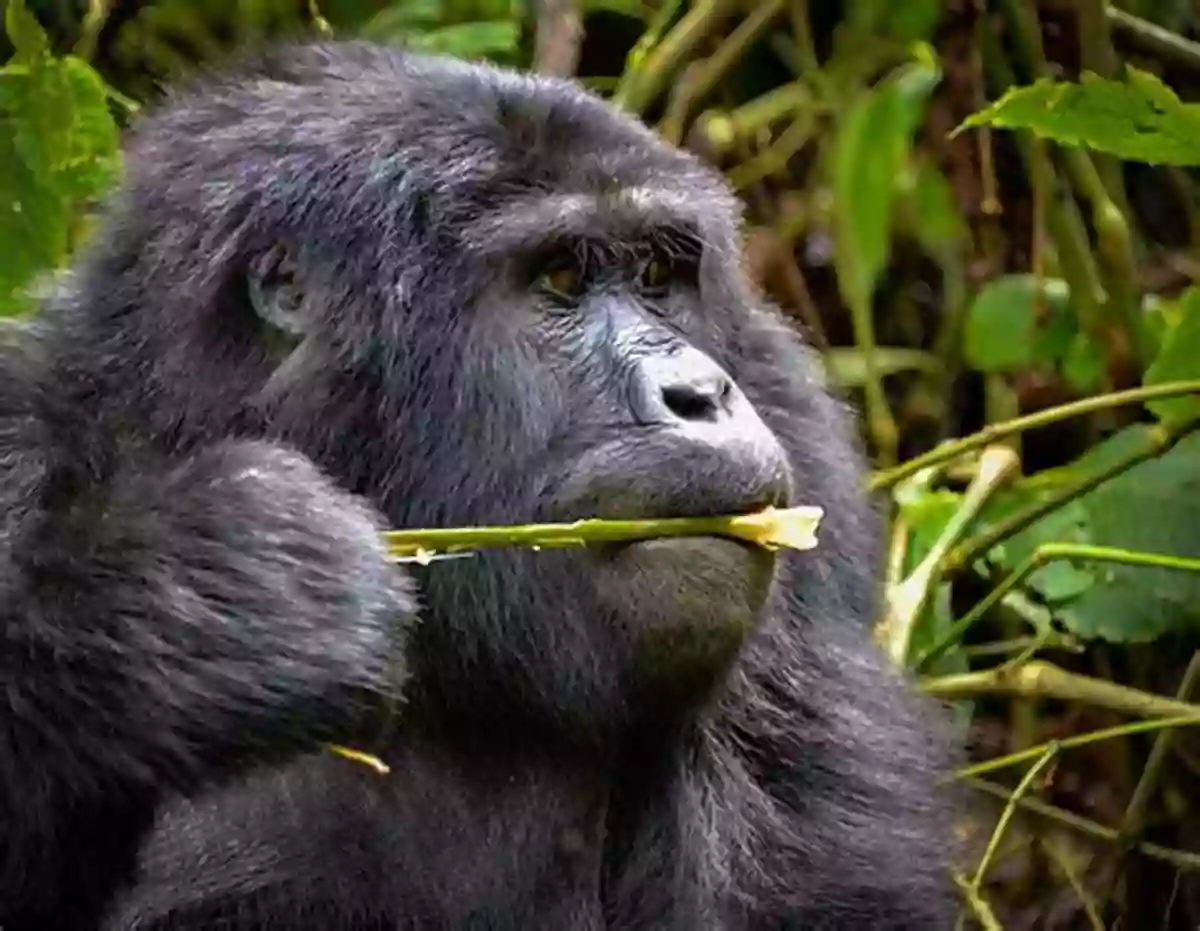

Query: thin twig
[966,777,1200,872]
[1107,7,1200,72]
[870,380,1200,490]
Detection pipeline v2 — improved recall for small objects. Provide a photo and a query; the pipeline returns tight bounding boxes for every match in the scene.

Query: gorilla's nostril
[633,348,740,426]
[661,382,721,422]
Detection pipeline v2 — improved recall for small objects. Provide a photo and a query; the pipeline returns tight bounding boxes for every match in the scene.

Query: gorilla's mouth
[549,427,794,525]
[605,537,774,603]
[603,530,775,574]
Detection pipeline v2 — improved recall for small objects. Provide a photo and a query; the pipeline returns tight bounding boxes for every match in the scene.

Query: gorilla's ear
[246,244,309,345]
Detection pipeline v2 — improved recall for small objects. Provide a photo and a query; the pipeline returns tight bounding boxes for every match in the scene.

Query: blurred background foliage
[4,0,1200,926]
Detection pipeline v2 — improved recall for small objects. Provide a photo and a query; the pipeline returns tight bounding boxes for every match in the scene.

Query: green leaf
[0,128,66,314]
[1058,427,1200,641]
[845,0,942,42]
[897,488,961,574]
[1140,293,1175,363]
[1144,287,1200,424]
[0,51,120,315]
[957,68,1200,167]
[959,427,1200,643]
[407,20,520,59]
[1062,331,1107,393]
[359,0,521,60]
[8,57,121,201]
[894,488,975,681]
[832,55,941,313]
[360,0,443,38]
[979,487,1095,603]
[963,275,1075,373]
[902,160,967,263]
[4,0,50,62]
[885,0,943,43]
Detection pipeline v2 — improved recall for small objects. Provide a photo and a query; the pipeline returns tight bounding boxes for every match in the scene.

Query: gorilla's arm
[0,344,412,928]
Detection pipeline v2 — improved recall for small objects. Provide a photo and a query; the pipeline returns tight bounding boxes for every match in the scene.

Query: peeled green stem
[380,507,824,561]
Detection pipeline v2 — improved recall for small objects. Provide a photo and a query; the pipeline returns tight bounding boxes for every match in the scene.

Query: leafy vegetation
[5,0,1200,925]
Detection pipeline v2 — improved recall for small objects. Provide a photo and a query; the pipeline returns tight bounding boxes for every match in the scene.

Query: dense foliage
[4,0,1200,926]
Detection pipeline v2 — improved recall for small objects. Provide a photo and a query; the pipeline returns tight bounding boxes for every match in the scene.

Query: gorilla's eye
[535,261,587,304]
[247,246,308,338]
[638,257,673,296]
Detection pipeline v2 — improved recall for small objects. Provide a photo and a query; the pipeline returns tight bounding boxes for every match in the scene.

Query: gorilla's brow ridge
[466,188,708,260]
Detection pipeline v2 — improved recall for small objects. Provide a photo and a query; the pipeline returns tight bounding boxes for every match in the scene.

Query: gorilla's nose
[625,347,793,516]
[633,348,740,426]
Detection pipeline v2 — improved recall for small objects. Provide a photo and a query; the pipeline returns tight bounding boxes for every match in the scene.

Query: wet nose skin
[632,347,739,426]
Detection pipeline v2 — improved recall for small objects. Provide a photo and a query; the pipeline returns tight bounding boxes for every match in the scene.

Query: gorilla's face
[452,195,795,722]
[103,49,797,737]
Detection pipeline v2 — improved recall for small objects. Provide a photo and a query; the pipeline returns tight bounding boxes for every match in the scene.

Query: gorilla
[1,39,959,930]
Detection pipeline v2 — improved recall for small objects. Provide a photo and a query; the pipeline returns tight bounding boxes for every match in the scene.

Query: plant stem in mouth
[380,506,825,563]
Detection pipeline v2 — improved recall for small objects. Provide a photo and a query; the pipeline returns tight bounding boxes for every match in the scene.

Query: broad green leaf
[311,0,398,30]
[952,427,1200,642]
[902,427,1200,644]
[4,0,49,62]
[0,127,68,312]
[911,582,968,680]
[963,275,1075,373]
[832,53,941,312]
[1058,427,1200,641]
[0,50,120,315]
[1144,287,1200,424]
[957,68,1200,167]
[978,487,1095,604]
[7,57,121,201]
[359,0,521,60]
[898,476,1094,627]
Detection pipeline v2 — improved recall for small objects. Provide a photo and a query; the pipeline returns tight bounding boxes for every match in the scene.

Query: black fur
[8,40,958,929]
[0,363,416,928]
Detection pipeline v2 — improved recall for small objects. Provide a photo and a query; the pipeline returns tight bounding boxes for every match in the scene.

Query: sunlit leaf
[832,53,941,312]
[4,0,50,62]
[0,129,65,314]
[0,45,120,315]
[957,68,1200,167]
